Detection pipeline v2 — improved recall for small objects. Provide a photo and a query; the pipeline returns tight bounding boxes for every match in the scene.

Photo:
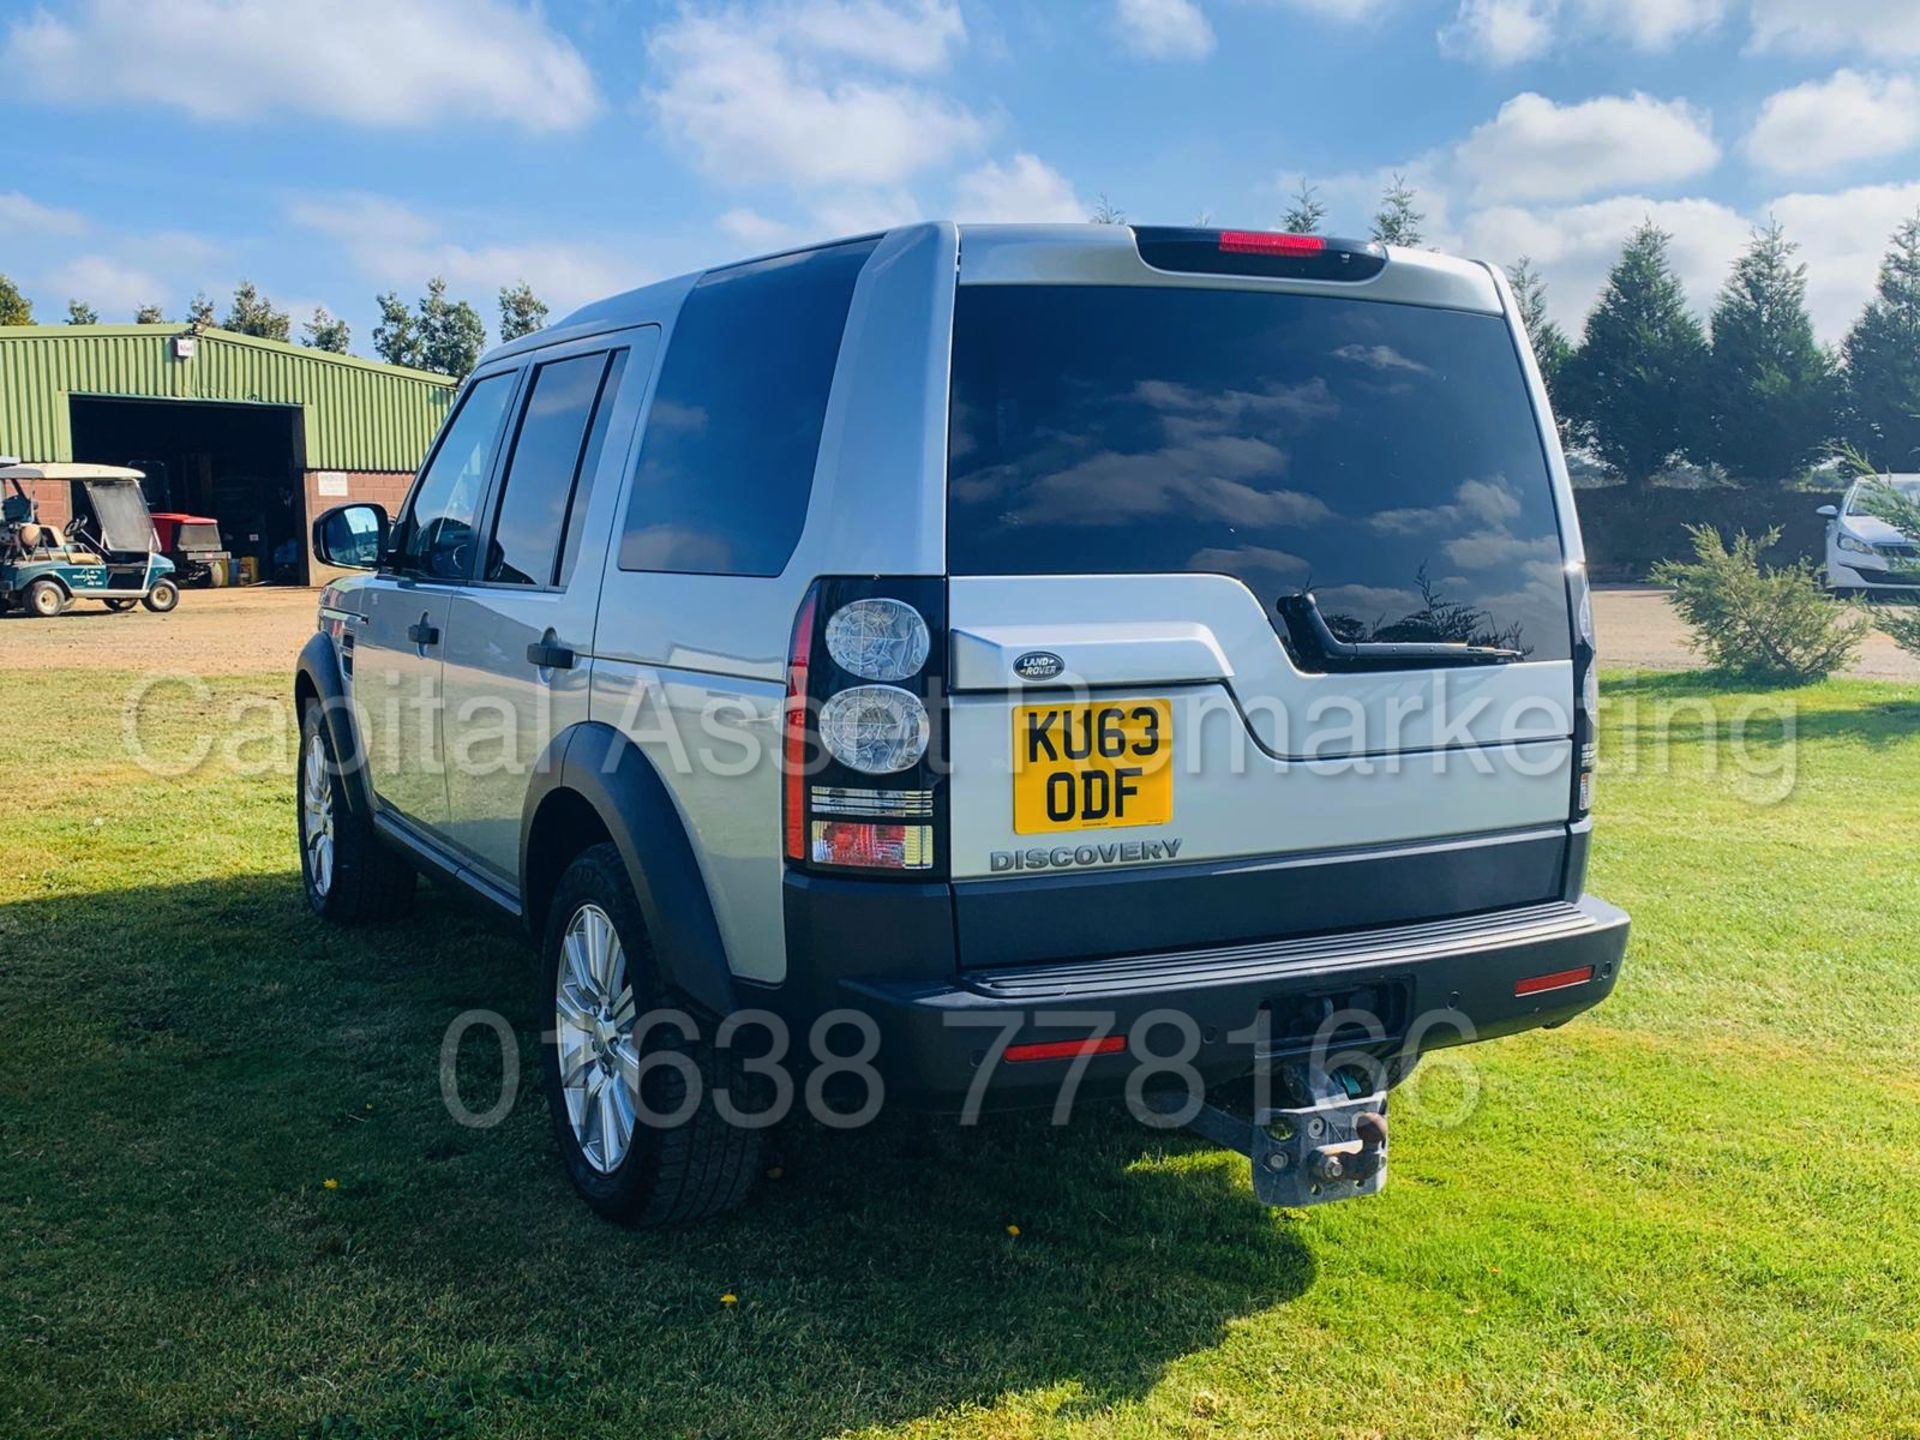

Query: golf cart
[0,463,180,618]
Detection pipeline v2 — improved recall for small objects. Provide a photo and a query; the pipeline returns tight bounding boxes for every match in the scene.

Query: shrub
[1651,525,1868,682]
[1879,604,1920,660]
[1847,477,1920,660]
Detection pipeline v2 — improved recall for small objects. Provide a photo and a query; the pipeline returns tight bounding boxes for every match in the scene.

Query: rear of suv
[298,222,1628,1227]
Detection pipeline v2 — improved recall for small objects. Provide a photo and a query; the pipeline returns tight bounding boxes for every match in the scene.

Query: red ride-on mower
[151,512,231,588]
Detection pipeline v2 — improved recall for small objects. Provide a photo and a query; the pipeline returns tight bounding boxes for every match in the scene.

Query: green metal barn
[0,323,454,584]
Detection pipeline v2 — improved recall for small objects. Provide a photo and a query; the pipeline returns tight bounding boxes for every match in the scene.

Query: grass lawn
[2,667,1918,1439]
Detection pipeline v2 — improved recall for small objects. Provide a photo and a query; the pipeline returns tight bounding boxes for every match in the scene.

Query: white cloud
[1458,180,1920,343]
[781,0,967,72]
[3,0,598,131]
[1745,70,1920,177]
[645,4,983,192]
[287,194,639,315]
[46,255,166,317]
[1439,0,1556,64]
[1116,0,1216,59]
[1241,0,1391,21]
[1454,92,1719,202]
[808,188,925,235]
[717,208,800,247]
[1769,182,1920,339]
[1459,194,1751,330]
[0,192,87,236]
[1590,0,1723,50]
[1438,0,1722,63]
[1747,0,1920,57]
[952,154,1087,223]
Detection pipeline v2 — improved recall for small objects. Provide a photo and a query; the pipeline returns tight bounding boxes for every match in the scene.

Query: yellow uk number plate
[1011,699,1173,835]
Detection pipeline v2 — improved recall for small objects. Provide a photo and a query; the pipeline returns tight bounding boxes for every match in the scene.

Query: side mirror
[313,503,389,570]
[1816,505,1839,519]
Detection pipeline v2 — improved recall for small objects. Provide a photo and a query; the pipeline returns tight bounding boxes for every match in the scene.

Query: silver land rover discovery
[298,222,1629,1226]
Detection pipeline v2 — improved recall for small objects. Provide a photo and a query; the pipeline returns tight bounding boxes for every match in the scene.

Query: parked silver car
[1820,474,1920,593]
[297,222,1629,1226]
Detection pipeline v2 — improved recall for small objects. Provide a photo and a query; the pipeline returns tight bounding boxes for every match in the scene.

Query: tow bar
[1147,1067,1389,1208]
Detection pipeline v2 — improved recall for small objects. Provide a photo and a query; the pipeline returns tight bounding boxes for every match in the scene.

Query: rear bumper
[834,895,1628,1108]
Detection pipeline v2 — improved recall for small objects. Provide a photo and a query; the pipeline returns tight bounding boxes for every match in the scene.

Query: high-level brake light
[1220,230,1326,256]
[1133,226,1388,282]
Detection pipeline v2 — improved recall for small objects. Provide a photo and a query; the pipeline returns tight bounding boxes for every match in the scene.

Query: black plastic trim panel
[952,825,1569,969]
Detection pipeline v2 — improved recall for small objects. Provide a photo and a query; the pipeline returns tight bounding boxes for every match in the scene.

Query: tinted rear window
[947,285,1570,660]
[618,239,876,577]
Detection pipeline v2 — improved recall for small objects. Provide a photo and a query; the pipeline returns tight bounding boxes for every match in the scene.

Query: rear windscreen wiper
[1275,593,1526,673]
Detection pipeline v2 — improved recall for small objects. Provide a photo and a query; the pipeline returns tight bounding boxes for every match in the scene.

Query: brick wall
[13,479,73,532]
[13,470,415,586]
[304,470,414,584]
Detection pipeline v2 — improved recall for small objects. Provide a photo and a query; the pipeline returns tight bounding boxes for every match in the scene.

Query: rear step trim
[966,901,1600,1001]
[953,824,1570,969]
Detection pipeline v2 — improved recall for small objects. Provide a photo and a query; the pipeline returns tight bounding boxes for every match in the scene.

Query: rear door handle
[527,639,576,670]
[406,616,440,648]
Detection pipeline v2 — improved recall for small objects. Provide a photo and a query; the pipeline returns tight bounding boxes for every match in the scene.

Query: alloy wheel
[554,903,639,1173]
[301,730,335,899]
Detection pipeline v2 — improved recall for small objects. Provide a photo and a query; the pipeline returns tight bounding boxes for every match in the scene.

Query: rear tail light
[824,597,930,680]
[1133,226,1387,282]
[1570,567,1597,818]
[784,577,947,876]
[818,685,930,773]
[783,588,820,862]
[810,821,933,869]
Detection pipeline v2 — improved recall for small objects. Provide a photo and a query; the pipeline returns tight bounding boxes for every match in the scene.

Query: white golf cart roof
[0,462,145,481]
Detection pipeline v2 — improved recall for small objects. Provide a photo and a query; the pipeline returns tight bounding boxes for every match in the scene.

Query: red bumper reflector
[1004,1035,1127,1064]
[1515,965,1595,997]
[1219,230,1326,255]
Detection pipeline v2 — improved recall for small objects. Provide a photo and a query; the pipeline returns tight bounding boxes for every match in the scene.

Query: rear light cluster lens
[819,685,930,773]
[811,821,932,869]
[824,597,930,681]
[785,577,946,875]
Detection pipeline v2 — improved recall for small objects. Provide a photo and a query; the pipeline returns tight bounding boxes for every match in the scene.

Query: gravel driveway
[1593,585,1920,681]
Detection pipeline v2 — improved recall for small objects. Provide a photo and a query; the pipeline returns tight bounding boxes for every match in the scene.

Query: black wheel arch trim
[293,630,374,819]
[520,721,736,1019]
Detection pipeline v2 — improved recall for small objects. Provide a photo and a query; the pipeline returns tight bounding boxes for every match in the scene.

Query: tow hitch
[1147,1067,1389,1208]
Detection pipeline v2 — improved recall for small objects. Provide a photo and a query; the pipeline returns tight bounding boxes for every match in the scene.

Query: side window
[558,349,631,587]
[618,239,876,576]
[483,350,626,587]
[401,371,516,581]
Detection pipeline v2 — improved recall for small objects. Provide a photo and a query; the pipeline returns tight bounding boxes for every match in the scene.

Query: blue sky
[3,0,1918,353]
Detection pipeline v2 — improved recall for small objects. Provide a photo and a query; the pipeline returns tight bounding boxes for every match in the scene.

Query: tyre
[541,843,761,1227]
[142,578,180,613]
[297,701,414,924]
[25,579,66,618]
[103,598,137,612]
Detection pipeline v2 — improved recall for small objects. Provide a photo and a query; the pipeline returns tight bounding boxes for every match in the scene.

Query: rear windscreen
[947,285,1571,661]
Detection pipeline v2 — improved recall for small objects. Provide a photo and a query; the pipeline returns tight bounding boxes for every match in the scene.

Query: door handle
[407,615,440,648]
[527,638,576,670]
